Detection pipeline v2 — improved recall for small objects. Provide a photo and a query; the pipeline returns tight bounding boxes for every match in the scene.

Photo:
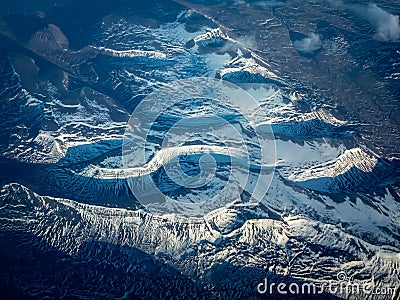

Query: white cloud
[359,3,400,42]
[293,33,322,53]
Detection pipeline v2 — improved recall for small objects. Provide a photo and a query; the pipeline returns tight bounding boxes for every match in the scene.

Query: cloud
[217,34,259,53]
[357,3,400,42]
[293,33,322,53]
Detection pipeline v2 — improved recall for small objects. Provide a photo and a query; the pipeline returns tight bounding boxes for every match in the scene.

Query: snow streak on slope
[95,46,168,59]
[289,148,399,193]
[193,28,232,47]
[290,148,378,181]
[218,55,283,85]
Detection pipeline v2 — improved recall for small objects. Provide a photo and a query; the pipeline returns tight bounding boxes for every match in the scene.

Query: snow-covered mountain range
[0,0,399,298]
